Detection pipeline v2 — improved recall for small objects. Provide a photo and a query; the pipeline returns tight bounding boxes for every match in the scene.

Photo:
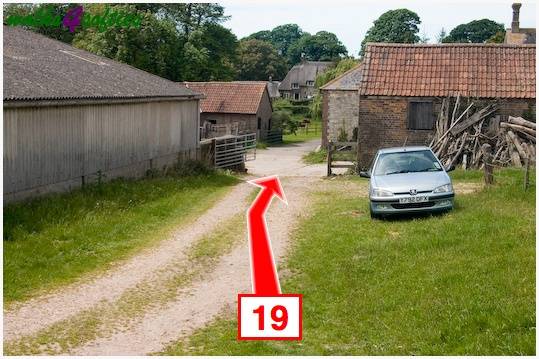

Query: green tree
[314,58,359,88]
[236,39,288,81]
[137,3,229,36]
[183,23,238,80]
[442,19,504,43]
[73,4,183,81]
[310,58,359,120]
[246,30,273,43]
[72,4,237,81]
[270,24,304,57]
[3,3,79,44]
[360,9,421,56]
[288,31,348,64]
[487,30,506,43]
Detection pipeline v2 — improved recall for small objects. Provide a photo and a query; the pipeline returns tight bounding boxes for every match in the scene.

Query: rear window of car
[374,150,442,176]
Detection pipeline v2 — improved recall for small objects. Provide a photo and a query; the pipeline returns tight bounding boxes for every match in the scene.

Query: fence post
[524,155,530,191]
[481,143,494,185]
[327,141,333,177]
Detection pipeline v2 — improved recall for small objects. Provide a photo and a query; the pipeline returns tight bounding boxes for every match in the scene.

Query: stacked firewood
[429,96,536,169]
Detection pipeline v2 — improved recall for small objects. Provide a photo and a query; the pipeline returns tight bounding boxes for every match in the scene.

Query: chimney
[512,3,521,33]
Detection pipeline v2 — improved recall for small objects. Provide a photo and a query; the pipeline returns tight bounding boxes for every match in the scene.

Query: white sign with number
[238,294,302,340]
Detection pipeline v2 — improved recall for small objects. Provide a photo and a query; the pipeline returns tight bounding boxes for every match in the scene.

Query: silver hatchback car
[360,146,455,218]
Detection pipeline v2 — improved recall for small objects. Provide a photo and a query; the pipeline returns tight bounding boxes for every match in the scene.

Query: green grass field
[3,168,239,304]
[162,168,535,355]
[282,121,322,145]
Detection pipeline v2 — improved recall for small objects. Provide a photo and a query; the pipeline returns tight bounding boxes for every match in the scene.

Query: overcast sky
[221,0,537,56]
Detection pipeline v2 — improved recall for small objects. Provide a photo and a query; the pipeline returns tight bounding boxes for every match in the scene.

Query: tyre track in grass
[3,182,252,343]
[69,176,318,355]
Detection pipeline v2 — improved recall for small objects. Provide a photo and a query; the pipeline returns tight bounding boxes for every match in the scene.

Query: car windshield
[373,150,443,176]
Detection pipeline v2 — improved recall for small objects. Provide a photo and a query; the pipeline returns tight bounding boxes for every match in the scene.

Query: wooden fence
[327,141,358,176]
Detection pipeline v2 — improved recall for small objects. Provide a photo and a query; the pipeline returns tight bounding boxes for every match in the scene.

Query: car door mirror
[359,171,371,178]
[445,165,455,172]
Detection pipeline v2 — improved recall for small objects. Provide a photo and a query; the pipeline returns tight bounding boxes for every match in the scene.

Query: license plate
[399,196,429,204]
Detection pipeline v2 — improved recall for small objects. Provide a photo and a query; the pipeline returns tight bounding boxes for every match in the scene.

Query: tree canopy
[3,3,350,82]
[245,24,347,66]
[442,19,505,43]
[360,8,421,56]
[287,31,348,64]
[236,39,288,81]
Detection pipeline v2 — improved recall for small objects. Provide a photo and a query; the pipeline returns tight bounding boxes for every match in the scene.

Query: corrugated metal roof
[3,26,201,102]
[359,43,536,98]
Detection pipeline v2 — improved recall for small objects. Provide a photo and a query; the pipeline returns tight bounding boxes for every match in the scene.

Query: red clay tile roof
[184,82,269,114]
[359,43,536,99]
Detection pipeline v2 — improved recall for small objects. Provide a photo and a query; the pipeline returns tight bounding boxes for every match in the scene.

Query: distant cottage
[279,60,332,101]
[355,43,536,167]
[3,26,203,202]
[185,82,273,140]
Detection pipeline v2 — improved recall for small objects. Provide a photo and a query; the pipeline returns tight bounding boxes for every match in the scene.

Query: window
[257,117,262,130]
[374,150,442,176]
[408,101,434,130]
[294,93,300,100]
[291,83,299,89]
[283,93,290,99]
[306,80,314,86]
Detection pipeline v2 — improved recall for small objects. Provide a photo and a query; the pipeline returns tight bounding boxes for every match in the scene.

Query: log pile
[429,96,536,169]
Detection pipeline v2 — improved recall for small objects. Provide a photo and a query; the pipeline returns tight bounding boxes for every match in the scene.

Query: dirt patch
[453,182,483,194]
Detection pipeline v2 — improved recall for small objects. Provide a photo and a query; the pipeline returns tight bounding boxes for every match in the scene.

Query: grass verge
[161,168,535,355]
[282,131,321,144]
[4,212,248,355]
[4,167,239,304]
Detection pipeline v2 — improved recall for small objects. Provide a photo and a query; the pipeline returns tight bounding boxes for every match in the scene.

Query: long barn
[3,26,203,202]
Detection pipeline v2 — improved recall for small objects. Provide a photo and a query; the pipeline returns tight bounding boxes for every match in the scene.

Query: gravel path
[3,183,253,342]
[4,138,482,355]
[71,177,315,355]
[4,138,327,354]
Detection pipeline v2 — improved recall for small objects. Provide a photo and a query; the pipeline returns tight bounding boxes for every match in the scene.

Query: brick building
[184,82,273,140]
[357,43,536,168]
[320,64,363,147]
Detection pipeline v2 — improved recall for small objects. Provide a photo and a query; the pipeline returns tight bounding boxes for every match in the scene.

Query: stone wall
[322,89,359,147]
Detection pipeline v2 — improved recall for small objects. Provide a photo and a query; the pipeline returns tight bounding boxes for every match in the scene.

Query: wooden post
[327,141,333,177]
[356,96,362,170]
[524,155,530,191]
[481,143,494,185]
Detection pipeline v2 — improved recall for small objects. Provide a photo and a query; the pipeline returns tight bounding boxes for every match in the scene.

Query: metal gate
[214,133,257,169]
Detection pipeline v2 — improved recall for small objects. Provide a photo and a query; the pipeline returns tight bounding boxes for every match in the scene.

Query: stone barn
[3,26,203,202]
[320,64,363,147]
[356,43,536,168]
[185,82,273,140]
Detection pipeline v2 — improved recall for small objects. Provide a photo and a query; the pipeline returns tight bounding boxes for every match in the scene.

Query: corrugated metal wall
[4,100,199,197]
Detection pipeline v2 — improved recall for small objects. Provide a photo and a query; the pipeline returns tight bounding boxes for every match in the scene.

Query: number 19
[253,305,288,331]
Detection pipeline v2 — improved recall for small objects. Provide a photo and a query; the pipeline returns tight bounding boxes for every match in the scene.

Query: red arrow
[247,176,287,295]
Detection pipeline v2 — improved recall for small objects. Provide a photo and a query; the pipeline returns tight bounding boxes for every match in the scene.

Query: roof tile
[360,43,535,98]
[185,82,268,115]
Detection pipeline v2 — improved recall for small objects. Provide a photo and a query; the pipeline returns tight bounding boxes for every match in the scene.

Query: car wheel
[370,210,379,219]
